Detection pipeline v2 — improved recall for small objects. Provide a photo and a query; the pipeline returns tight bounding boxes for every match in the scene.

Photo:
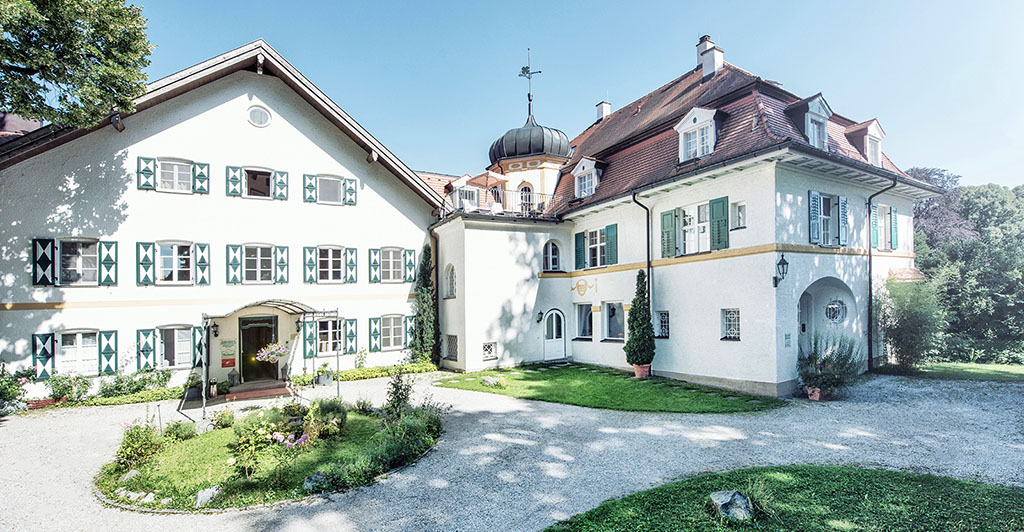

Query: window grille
[482,342,497,360]
[657,311,670,338]
[721,308,740,341]
[445,335,458,361]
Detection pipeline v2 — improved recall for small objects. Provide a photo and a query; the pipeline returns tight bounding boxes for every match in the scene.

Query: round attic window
[248,106,271,127]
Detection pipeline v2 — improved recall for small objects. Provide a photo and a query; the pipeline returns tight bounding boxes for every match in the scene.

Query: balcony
[446,186,569,219]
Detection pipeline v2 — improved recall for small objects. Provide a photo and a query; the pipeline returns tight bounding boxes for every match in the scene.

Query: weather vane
[519,48,541,118]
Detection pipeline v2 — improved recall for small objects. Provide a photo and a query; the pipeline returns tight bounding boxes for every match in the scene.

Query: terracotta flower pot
[807,387,830,401]
[632,364,651,378]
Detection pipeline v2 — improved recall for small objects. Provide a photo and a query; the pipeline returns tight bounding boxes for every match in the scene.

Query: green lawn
[96,413,380,509]
[915,362,1024,383]
[434,364,782,413]
[546,466,1024,532]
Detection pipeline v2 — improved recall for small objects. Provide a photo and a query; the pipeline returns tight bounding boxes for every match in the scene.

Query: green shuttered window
[98,241,118,285]
[136,242,156,285]
[98,330,118,375]
[660,210,676,258]
[709,196,729,251]
[137,157,156,189]
[32,333,55,380]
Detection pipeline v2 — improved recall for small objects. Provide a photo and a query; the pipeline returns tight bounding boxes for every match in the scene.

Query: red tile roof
[416,171,460,199]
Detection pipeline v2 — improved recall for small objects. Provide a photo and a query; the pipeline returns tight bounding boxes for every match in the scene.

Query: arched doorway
[797,277,858,352]
[543,309,565,360]
[519,184,533,214]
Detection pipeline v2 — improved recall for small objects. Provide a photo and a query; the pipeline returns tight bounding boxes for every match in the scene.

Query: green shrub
[216,381,231,395]
[353,398,374,415]
[380,370,413,424]
[289,361,437,388]
[798,334,864,392]
[289,373,315,387]
[97,368,171,398]
[211,408,235,428]
[232,409,284,479]
[0,365,26,402]
[624,270,655,367]
[78,387,182,406]
[304,398,347,441]
[879,279,945,372]
[163,420,197,441]
[370,406,441,470]
[46,373,90,401]
[115,422,162,470]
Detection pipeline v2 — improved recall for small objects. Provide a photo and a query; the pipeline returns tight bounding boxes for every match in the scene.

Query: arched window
[543,241,560,272]
[444,264,456,298]
[519,184,533,213]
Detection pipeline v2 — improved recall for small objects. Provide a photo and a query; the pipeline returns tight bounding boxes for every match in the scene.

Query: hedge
[75,387,184,407]
[290,361,437,388]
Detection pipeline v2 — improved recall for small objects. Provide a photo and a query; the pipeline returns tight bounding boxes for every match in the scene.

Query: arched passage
[797,277,859,352]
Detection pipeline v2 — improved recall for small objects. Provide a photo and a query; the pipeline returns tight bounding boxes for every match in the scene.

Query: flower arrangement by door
[256,342,289,364]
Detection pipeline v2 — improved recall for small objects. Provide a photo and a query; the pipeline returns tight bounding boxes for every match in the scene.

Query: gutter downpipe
[631,192,653,370]
[866,175,899,370]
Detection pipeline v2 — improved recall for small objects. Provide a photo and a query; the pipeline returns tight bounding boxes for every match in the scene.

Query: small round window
[825,299,847,323]
[248,106,271,127]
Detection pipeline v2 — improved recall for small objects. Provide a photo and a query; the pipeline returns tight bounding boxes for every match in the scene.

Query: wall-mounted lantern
[211,323,220,337]
[537,312,544,323]
[295,318,303,333]
[773,254,789,288]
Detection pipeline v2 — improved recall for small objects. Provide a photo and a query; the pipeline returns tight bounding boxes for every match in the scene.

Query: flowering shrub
[303,398,347,442]
[256,342,289,364]
[116,420,162,470]
[46,372,91,401]
[0,365,27,416]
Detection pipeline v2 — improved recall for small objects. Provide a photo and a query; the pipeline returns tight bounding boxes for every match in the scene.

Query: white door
[543,310,565,360]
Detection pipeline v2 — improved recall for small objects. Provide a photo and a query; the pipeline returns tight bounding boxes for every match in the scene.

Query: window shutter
[303,320,317,358]
[808,190,822,245]
[272,171,289,200]
[343,178,357,205]
[303,246,318,283]
[890,206,898,249]
[226,245,242,284]
[192,163,209,194]
[404,315,415,345]
[99,330,117,376]
[303,174,318,202]
[574,232,586,270]
[369,317,382,352]
[709,196,730,251]
[194,243,210,285]
[344,319,358,354]
[98,241,117,286]
[274,246,289,283]
[870,203,879,248]
[31,238,57,286]
[369,248,381,283]
[838,195,849,246]
[403,249,416,282]
[137,157,156,190]
[345,247,358,283]
[136,329,156,370]
[32,333,55,380]
[604,224,618,265]
[191,326,205,367]
[660,210,677,258]
[136,242,155,285]
[225,166,243,196]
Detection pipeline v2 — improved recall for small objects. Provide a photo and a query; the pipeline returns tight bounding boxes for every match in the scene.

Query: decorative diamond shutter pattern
[890,206,898,249]
[98,241,117,285]
[870,203,879,248]
[136,329,156,370]
[660,210,676,258]
[272,171,289,200]
[136,242,156,285]
[303,247,318,283]
[303,174,318,202]
[344,319,358,354]
[604,224,619,264]
[137,157,156,189]
[32,333,55,380]
[574,232,585,270]
[194,243,210,285]
[344,248,358,283]
[192,326,205,367]
[274,246,289,283]
[709,196,729,251]
[226,245,242,284]
[98,330,117,375]
[808,190,822,245]
[192,163,209,194]
[343,178,357,205]
[31,238,56,286]
[403,249,416,282]
[404,315,415,346]
[225,166,243,196]
[838,195,850,246]
[303,321,317,358]
[369,317,382,352]
[369,248,381,283]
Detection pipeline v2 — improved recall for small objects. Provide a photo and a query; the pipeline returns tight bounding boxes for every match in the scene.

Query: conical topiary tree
[408,242,439,364]
[624,269,655,368]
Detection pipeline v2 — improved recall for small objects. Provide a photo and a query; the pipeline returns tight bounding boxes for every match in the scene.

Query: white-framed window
[244,169,272,198]
[482,342,497,361]
[543,241,561,272]
[586,229,606,268]
[59,239,99,286]
[721,308,740,341]
[243,245,273,283]
[576,303,593,338]
[676,202,710,255]
[656,311,670,338]
[820,193,840,246]
[318,246,344,282]
[157,242,192,284]
[518,184,534,213]
[157,160,192,192]
[318,319,343,353]
[380,247,402,282]
[825,298,848,324]
[59,330,98,375]
[604,302,625,340]
[158,327,192,368]
[455,188,479,210]
[248,105,271,127]
[381,314,404,350]
[730,201,746,229]
[318,176,343,204]
[444,264,456,299]
[444,334,458,361]
[682,124,713,160]
[867,137,881,166]
[808,118,827,150]
[674,108,718,162]
[576,172,596,198]
[878,204,893,250]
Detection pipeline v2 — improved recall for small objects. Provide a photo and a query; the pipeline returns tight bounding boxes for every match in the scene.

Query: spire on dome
[518,48,541,120]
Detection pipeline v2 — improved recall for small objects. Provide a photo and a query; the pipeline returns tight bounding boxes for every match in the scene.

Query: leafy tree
[907,167,975,247]
[623,270,655,367]
[408,242,438,364]
[878,279,944,372]
[0,0,153,128]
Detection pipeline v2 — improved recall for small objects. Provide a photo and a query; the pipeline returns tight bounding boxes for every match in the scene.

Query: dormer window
[867,136,881,166]
[576,172,595,198]
[808,117,827,149]
[844,119,886,167]
[571,157,601,199]
[674,107,718,163]
[787,94,833,152]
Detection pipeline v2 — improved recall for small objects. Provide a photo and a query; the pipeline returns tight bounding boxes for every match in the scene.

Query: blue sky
[140,1,1022,186]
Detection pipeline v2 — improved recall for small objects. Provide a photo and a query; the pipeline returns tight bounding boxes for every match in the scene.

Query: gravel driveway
[1,373,1021,532]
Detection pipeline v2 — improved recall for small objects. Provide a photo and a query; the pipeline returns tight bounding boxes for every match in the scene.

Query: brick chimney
[697,35,724,80]
[596,101,611,121]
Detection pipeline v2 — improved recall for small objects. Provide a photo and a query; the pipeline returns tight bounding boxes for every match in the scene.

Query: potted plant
[315,363,333,386]
[624,270,656,378]
[797,333,864,401]
[256,342,288,365]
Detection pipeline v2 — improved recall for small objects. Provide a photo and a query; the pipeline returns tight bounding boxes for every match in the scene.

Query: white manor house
[0,37,940,397]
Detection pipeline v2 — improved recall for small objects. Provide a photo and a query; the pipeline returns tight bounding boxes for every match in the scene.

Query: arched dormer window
[571,158,601,199]
[444,264,456,299]
[674,107,719,162]
[543,241,561,272]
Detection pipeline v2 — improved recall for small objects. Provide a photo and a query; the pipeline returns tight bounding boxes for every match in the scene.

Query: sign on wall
[222,358,236,368]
